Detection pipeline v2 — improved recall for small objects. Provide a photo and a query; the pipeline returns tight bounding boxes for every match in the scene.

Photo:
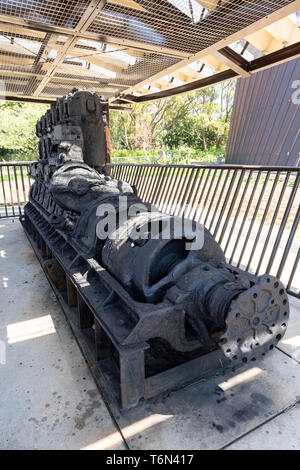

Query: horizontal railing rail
[106,163,300,299]
[0,161,34,218]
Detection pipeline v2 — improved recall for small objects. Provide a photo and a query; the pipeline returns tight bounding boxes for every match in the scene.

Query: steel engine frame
[21,89,289,408]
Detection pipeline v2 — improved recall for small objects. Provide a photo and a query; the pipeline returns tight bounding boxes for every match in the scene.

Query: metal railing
[1,161,299,298]
[0,162,33,218]
[107,163,300,299]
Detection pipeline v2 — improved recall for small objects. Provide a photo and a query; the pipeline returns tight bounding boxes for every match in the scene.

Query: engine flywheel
[219,275,289,363]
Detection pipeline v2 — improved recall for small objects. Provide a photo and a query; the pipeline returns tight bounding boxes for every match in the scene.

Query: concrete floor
[0,219,126,450]
[0,218,299,450]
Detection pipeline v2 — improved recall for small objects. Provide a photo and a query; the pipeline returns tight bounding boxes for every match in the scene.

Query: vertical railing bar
[138,164,150,197]
[255,172,291,276]
[117,164,125,181]
[143,165,156,202]
[161,167,177,213]
[203,168,221,226]
[172,167,190,216]
[6,165,15,217]
[266,172,300,274]
[168,167,184,215]
[208,170,231,233]
[188,168,207,221]
[246,171,280,272]
[287,248,300,291]
[127,165,134,186]
[118,164,126,181]
[183,168,200,219]
[135,164,147,197]
[133,165,142,187]
[137,164,148,199]
[139,166,152,200]
[124,165,131,182]
[149,166,164,206]
[0,165,8,217]
[157,165,171,211]
[19,164,27,206]
[12,165,22,215]
[156,166,174,211]
[213,170,238,240]
[175,167,193,217]
[198,169,218,224]
[177,168,196,217]
[110,164,115,178]
[237,171,271,268]
[132,166,143,192]
[119,165,127,182]
[26,164,31,201]
[121,164,129,182]
[143,165,156,204]
[128,165,138,187]
[218,170,245,246]
[114,164,121,179]
[276,205,300,279]
[143,166,159,204]
[223,170,253,255]
[153,166,168,206]
[228,170,262,265]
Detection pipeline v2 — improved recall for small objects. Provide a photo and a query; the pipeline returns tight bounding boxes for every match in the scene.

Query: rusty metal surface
[19,90,292,409]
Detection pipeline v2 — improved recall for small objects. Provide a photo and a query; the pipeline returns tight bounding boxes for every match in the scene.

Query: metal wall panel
[226,58,300,166]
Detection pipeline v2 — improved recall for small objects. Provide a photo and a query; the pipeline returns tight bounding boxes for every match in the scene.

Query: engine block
[21,89,289,408]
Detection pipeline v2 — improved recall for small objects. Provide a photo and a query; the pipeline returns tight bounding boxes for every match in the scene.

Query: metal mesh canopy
[0,0,299,103]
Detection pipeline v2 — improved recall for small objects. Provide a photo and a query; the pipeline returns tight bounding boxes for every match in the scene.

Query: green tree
[0,102,47,161]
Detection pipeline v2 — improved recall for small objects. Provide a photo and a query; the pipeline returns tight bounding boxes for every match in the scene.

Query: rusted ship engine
[21,89,289,408]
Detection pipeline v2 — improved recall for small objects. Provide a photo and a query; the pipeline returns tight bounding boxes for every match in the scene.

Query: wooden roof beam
[33,0,108,96]
[116,41,300,103]
[53,44,131,69]
[0,14,189,59]
[245,29,283,54]
[107,0,147,12]
[201,55,228,72]
[264,17,300,45]
[116,0,300,98]
[193,0,231,12]
[214,47,250,78]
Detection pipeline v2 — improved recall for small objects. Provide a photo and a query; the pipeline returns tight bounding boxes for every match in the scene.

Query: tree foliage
[110,81,235,156]
[0,80,235,162]
[0,101,47,161]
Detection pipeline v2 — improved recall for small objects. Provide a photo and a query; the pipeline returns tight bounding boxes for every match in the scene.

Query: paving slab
[105,349,300,450]
[225,402,300,450]
[1,218,300,450]
[0,219,126,450]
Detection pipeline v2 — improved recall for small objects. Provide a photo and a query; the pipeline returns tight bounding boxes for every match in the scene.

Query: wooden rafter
[107,0,148,12]
[245,29,283,55]
[264,17,300,45]
[24,33,58,95]
[120,41,300,103]
[33,0,108,96]
[0,14,189,59]
[0,1,298,101]
[193,0,231,12]
[213,48,250,78]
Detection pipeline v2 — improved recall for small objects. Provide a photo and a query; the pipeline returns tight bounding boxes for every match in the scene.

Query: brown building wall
[226,58,300,167]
